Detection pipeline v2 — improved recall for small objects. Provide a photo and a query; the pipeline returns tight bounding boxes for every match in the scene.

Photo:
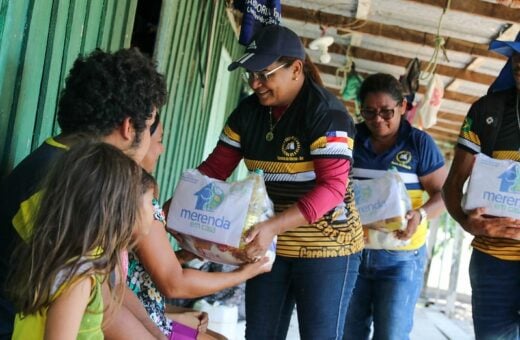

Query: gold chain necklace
[266,107,281,142]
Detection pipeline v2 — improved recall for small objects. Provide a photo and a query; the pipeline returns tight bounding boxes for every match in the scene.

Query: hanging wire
[420,0,452,81]
[335,43,353,88]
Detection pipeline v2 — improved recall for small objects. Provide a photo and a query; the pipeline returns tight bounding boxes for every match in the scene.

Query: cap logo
[247,40,257,50]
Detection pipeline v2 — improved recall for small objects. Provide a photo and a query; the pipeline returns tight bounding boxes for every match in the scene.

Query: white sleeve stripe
[311,145,352,157]
[352,168,419,183]
[219,134,241,148]
[264,172,316,182]
[326,131,349,138]
[457,137,481,153]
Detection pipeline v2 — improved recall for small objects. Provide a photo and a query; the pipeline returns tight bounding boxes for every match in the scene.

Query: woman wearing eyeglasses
[198,25,363,339]
[343,73,447,340]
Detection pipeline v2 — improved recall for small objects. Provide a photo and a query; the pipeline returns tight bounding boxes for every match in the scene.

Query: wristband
[418,207,428,223]
[170,321,198,340]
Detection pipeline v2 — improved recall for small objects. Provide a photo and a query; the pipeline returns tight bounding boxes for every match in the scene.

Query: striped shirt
[218,79,363,258]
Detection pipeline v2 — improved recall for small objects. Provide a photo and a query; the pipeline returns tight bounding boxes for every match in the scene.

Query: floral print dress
[127,198,173,335]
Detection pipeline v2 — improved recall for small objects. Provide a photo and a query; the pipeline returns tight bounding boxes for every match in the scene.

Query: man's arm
[442,147,520,239]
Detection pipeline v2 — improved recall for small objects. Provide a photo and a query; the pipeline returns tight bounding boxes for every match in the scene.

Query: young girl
[7,141,156,340]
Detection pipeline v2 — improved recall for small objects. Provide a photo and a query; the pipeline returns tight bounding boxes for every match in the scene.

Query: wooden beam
[282,4,505,60]
[437,111,466,122]
[447,24,519,97]
[426,127,460,140]
[305,39,496,85]
[351,46,494,85]
[318,66,480,104]
[435,120,462,132]
[408,0,520,23]
[419,85,477,104]
[437,117,463,126]
[425,129,458,144]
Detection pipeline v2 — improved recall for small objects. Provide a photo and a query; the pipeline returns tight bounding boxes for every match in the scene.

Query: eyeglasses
[360,106,400,120]
[242,63,288,83]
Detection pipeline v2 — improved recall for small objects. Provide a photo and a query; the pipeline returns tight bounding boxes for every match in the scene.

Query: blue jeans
[245,253,362,340]
[470,249,520,340]
[344,246,427,340]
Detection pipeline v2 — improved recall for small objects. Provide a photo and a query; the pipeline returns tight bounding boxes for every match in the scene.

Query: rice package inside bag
[463,153,520,219]
[353,171,412,249]
[363,228,410,250]
[167,169,275,265]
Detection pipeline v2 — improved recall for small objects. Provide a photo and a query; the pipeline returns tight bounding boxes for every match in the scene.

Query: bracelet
[418,207,428,223]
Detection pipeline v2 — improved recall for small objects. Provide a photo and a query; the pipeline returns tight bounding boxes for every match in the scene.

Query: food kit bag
[167,169,275,265]
[353,171,412,249]
[464,153,520,219]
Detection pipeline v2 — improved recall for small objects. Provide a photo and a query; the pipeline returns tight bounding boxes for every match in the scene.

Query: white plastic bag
[416,74,444,129]
[353,171,412,249]
[464,153,520,219]
[193,300,237,340]
[167,169,276,265]
[353,171,411,231]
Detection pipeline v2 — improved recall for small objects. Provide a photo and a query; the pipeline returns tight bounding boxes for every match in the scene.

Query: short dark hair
[359,73,404,104]
[57,48,167,144]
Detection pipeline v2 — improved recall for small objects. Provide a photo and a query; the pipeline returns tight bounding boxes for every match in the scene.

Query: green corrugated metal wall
[153,0,244,202]
[0,0,245,199]
[0,0,137,176]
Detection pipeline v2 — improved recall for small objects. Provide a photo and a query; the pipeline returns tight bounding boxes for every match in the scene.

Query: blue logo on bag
[353,183,372,202]
[498,165,520,194]
[194,183,224,211]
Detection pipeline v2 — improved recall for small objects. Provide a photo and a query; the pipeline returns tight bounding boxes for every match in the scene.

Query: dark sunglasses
[360,106,400,120]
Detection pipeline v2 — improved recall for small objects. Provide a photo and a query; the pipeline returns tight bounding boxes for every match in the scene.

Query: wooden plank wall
[0,0,137,176]
[154,0,244,202]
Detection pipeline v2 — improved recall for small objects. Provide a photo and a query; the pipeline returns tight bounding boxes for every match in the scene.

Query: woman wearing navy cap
[198,25,363,339]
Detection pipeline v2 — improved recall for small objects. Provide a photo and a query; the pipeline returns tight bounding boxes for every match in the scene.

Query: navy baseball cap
[228,25,306,72]
[489,31,520,57]
[487,31,520,93]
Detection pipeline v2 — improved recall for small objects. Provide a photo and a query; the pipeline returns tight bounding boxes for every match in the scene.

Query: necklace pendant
[265,131,274,141]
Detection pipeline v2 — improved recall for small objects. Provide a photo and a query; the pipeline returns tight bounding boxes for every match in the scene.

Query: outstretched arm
[135,219,271,299]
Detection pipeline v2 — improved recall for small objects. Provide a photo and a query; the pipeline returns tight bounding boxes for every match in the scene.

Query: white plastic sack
[416,74,444,129]
[364,228,410,249]
[464,153,520,219]
[193,300,237,340]
[167,169,275,265]
[353,171,412,231]
[353,171,412,249]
